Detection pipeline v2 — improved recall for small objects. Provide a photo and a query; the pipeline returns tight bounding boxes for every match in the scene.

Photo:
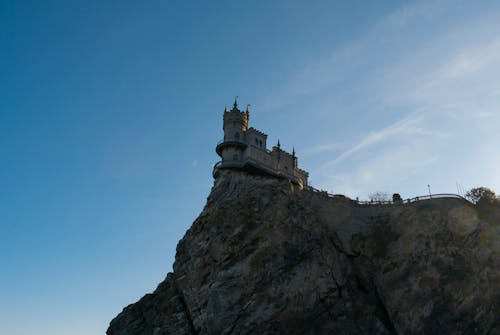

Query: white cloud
[264,0,500,196]
[312,112,445,198]
[324,112,425,165]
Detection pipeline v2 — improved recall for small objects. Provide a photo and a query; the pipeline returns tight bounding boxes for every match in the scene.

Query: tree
[465,187,498,205]
[369,191,390,202]
[392,193,403,203]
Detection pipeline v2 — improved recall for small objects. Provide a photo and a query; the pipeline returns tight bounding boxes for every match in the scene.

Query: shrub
[465,187,499,205]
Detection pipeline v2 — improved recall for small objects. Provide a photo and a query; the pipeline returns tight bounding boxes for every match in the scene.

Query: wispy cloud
[260,0,451,111]
[326,112,425,166]
[313,112,447,197]
[264,0,500,197]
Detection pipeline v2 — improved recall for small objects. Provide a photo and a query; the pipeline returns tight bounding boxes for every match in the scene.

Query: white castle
[213,99,309,189]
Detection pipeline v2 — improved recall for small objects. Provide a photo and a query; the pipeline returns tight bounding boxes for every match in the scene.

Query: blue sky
[1,1,500,334]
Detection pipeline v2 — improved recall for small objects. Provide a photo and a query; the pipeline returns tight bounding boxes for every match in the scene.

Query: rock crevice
[108,171,500,335]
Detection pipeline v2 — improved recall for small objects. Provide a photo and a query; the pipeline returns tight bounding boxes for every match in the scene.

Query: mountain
[107,170,499,335]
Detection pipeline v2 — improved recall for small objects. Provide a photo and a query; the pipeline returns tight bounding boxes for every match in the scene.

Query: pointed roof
[231,96,239,112]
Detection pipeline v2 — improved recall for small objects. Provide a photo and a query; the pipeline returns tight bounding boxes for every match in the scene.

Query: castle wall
[222,146,244,162]
[244,145,274,169]
[269,149,294,173]
[279,153,294,174]
[246,128,267,150]
[217,103,308,188]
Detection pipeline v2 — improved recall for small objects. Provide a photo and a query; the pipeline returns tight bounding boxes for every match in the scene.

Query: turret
[222,98,249,142]
[216,98,249,162]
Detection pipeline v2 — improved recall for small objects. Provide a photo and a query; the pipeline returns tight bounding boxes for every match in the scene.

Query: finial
[292,147,296,157]
[246,104,250,114]
[233,96,239,109]
[277,139,281,149]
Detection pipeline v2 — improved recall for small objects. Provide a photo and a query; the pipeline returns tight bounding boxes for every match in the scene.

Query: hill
[107,170,499,335]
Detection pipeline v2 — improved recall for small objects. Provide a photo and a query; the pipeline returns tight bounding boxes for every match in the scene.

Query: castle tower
[213,98,308,189]
[215,99,249,163]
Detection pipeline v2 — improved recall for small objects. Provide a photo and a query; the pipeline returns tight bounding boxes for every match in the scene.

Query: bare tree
[369,191,390,202]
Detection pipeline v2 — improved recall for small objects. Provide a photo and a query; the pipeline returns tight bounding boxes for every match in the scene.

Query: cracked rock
[108,170,500,335]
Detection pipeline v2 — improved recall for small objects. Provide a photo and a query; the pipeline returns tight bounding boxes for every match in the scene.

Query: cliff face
[107,171,500,335]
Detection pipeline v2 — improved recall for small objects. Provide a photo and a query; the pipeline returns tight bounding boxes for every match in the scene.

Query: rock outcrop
[108,171,500,335]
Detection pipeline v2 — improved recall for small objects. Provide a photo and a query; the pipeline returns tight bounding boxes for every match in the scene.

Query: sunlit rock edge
[107,170,500,335]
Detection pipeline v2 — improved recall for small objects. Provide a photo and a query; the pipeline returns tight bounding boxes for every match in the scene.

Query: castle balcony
[212,161,222,178]
[215,139,248,156]
[212,159,245,178]
[213,156,306,187]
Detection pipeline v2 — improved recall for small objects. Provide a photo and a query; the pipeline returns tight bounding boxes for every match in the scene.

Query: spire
[292,147,296,157]
[246,104,250,115]
[232,96,239,111]
[277,139,281,149]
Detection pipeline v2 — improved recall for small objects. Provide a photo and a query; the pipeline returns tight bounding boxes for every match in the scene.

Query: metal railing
[307,186,469,205]
[212,168,468,205]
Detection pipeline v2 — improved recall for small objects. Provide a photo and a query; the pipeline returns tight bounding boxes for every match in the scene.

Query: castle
[213,99,309,189]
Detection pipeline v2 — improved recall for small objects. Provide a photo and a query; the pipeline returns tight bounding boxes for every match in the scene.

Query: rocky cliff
[108,171,500,335]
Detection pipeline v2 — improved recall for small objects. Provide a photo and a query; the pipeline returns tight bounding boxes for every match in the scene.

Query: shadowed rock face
[107,171,500,335]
